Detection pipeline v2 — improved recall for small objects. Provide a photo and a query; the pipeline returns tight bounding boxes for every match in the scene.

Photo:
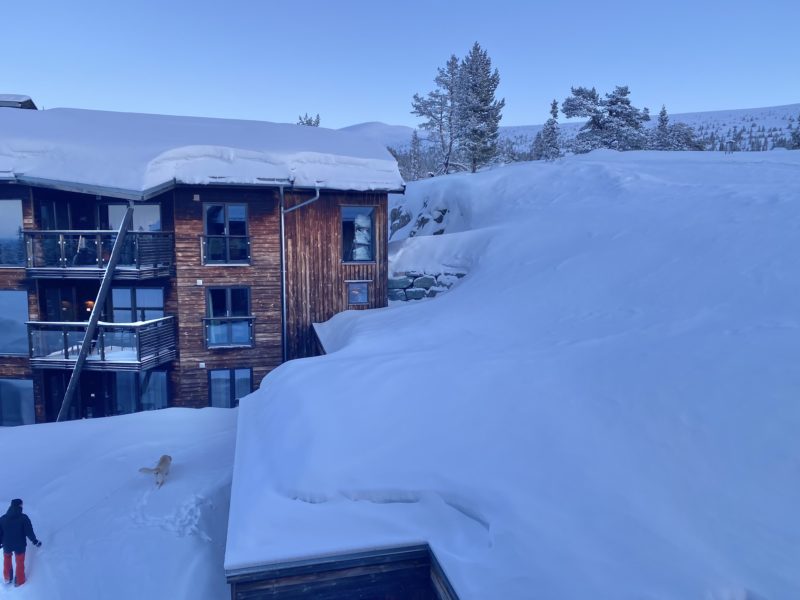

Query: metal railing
[201,235,250,264]
[28,316,176,370]
[24,230,173,271]
[203,316,255,348]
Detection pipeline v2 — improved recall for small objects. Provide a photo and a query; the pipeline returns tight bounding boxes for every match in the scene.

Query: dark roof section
[0,95,37,110]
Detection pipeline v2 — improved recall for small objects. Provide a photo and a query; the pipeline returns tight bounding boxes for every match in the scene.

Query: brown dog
[139,455,172,488]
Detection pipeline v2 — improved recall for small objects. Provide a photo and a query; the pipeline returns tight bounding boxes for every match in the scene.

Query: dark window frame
[340,205,376,264]
[204,286,254,348]
[345,280,371,306]
[208,367,253,408]
[110,287,165,323]
[0,198,26,268]
[202,203,250,265]
[0,289,30,356]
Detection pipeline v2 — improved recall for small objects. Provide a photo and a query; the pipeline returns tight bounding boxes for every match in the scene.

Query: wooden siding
[283,191,388,360]
[171,188,283,407]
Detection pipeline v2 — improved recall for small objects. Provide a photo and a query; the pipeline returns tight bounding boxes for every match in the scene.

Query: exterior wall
[171,187,283,407]
[283,190,388,360]
[0,185,37,419]
[1,182,389,420]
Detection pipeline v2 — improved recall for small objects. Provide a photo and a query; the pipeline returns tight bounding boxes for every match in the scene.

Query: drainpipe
[279,186,320,362]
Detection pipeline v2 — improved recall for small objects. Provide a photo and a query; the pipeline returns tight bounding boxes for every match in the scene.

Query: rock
[432,208,448,224]
[413,275,436,289]
[388,289,407,301]
[388,276,413,289]
[405,288,426,300]
[436,274,459,288]
[425,289,438,298]
[432,229,445,235]
[404,270,423,279]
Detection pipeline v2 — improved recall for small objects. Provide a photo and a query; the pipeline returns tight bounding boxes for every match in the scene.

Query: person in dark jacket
[0,499,41,587]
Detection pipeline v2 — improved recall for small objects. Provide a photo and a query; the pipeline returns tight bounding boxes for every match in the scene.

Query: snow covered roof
[0,107,404,198]
[0,94,37,109]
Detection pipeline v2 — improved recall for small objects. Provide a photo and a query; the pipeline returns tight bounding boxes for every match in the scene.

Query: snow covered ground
[228,150,800,599]
[0,408,236,599]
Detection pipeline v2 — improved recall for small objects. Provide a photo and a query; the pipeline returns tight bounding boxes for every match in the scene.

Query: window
[0,379,34,426]
[114,371,168,415]
[205,287,253,347]
[111,287,164,322]
[346,281,370,306]
[341,207,374,262]
[0,290,28,355]
[209,368,252,408]
[203,204,249,264]
[0,199,24,267]
[107,203,161,232]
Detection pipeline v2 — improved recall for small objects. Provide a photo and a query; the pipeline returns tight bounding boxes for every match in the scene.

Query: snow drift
[228,150,800,599]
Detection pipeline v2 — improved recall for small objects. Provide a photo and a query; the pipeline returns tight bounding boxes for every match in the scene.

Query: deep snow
[0,408,236,599]
[228,150,800,599]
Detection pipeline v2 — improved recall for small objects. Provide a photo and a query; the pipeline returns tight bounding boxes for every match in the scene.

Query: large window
[111,287,164,322]
[107,203,161,232]
[0,199,24,267]
[0,379,34,426]
[0,290,28,355]
[205,287,253,347]
[209,368,252,408]
[203,204,249,264]
[341,206,374,262]
[114,371,168,415]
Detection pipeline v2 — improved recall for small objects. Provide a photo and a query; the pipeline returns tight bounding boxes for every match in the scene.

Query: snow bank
[0,408,236,599]
[0,108,403,195]
[227,149,800,599]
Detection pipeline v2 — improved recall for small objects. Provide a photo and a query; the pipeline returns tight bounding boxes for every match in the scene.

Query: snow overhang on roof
[0,107,405,198]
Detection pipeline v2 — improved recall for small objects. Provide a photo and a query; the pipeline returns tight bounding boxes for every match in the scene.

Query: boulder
[405,288,426,300]
[388,276,413,289]
[413,275,436,289]
[388,289,407,301]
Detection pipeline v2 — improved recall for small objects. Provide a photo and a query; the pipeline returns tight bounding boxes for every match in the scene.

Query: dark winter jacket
[0,505,39,554]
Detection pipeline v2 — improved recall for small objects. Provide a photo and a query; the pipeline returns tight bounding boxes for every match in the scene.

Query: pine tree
[531,132,544,160]
[651,105,670,149]
[561,86,603,153]
[601,86,649,150]
[457,42,505,172]
[412,55,462,174]
[297,113,320,126]
[539,99,561,161]
[792,113,800,149]
[409,130,423,180]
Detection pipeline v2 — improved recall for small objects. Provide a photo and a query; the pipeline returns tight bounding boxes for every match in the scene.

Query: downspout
[279,186,320,362]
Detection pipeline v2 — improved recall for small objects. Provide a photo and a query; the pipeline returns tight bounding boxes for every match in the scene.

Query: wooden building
[0,104,403,424]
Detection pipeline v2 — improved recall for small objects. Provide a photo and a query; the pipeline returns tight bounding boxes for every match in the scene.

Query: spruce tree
[409,130,423,180]
[539,99,561,161]
[457,42,505,172]
[297,113,320,126]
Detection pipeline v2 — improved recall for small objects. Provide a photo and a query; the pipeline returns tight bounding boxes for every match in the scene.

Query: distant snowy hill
[341,102,800,152]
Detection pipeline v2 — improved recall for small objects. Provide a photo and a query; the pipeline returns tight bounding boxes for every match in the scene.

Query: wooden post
[57,204,134,422]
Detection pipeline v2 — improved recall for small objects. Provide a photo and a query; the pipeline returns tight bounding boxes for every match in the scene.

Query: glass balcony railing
[28,317,176,370]
[24,231,173,276]
[203,316,255,348]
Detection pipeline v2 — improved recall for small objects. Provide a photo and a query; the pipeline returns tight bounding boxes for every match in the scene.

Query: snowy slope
[0,408,236,599]
[346,102,800,152]
[228,150,800,599]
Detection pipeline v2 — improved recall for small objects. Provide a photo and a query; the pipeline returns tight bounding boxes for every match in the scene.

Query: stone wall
[388,270,466,301]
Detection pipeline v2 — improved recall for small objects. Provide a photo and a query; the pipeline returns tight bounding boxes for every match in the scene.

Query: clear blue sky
[4,0,799,128]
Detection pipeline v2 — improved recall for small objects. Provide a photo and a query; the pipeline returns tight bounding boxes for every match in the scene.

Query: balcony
[24,230,174,280]
[28,317,176,371]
